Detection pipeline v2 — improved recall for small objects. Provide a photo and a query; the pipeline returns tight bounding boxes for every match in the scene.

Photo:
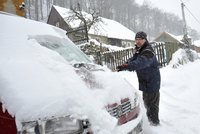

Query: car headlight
[21,121,37,134]
[45,117,82,134]
[21,116,88,134]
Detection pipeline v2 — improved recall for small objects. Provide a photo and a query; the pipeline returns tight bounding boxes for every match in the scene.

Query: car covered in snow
[0,12,142,134]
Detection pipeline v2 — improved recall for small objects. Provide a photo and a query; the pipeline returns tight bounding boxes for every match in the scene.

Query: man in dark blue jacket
[117,31,161,126]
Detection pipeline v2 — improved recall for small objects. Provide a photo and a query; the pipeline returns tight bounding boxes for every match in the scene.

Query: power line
[179,0,190,3]
[185,0,191,3]
[179,0,200,28]
[184,6,200,27]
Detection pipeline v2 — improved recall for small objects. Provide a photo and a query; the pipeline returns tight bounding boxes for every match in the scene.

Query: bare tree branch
[68,2,101,42]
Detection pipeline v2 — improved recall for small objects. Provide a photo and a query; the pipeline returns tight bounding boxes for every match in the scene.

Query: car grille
[107,98,136,118]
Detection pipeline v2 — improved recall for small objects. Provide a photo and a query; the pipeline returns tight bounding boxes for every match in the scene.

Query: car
[0,12,143,134]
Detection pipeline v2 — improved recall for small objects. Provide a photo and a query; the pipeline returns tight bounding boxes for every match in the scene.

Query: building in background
[47,5,135,47]
[154,31,200,52]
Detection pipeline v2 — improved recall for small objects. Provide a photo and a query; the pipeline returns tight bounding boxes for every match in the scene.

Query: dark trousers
[143,91,160,124]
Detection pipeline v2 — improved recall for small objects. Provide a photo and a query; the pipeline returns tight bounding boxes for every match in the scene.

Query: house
[153,32,183,59]
[47,5,73,33]
[154,31,199,52]
[47,5,135,47]
[154,31,184,45]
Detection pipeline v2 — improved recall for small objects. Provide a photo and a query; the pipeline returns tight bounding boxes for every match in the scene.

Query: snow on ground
[120,51,200,134]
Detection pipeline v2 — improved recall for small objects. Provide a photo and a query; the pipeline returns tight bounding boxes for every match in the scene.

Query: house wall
[193,45,200,53]
[48,6,90,44]
[155,34,179,43]
[69,27,88,44]
[164,42,179,62]
[47,6,81,42]
[47,6,70,32]
[122,40,135,48]
[89,34,134,48]
[108,38,121,47]
[89,34,109,44]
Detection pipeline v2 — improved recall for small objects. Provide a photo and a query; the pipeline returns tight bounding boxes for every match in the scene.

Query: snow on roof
[89,17,135,40]
[164,32,183,43]
[53,5,86,28]
[160,32,195,45]
[194,40,200,47]
[53,5,135,41]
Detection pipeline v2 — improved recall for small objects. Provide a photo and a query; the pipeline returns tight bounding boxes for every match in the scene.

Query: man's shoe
[149,120,160,126]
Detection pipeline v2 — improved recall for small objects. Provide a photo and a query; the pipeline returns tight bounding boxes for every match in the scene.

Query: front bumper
[112,104,143,134]
[118,105,140,125]
[19,116,92,134]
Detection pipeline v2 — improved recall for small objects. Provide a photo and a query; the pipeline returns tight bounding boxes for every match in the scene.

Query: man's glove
[116,64,128,71]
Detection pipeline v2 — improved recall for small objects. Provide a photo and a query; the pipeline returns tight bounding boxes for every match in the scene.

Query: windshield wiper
[73,63,86,68]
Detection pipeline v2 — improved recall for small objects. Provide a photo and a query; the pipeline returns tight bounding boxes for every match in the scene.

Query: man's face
[135,38,145,47]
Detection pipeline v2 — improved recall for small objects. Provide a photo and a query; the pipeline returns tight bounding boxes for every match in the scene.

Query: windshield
[30,35,91,64]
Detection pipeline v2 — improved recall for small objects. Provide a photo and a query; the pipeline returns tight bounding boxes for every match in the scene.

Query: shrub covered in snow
[169,48,199,68]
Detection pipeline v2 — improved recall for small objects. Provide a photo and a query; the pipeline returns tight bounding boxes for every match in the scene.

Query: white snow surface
[118,51,200,134]
[1,13,200,134]
[194,40,200,47]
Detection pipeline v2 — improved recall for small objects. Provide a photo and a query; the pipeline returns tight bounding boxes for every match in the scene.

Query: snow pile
[169,48,199,68]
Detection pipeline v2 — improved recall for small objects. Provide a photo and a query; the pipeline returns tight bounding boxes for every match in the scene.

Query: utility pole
[181,2,192,48]
[180,2,196,62]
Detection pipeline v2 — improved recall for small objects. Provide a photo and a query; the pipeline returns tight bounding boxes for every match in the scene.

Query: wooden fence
[150,42,168,67]
[99,48,135,70]
[96,42,178,70]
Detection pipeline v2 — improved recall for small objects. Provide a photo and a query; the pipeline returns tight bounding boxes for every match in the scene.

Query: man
[117,31,161,126]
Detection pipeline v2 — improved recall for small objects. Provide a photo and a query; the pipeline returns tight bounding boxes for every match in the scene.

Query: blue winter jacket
[127,41,161,93]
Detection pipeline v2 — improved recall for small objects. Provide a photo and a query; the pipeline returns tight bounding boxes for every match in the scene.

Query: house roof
[53,5,135,41]
[154,32,184,44]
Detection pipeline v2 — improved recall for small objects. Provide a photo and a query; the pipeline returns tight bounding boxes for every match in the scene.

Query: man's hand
[116,64,128,71]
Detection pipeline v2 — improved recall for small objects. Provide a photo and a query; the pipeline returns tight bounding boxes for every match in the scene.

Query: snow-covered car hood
[0,13,138,132]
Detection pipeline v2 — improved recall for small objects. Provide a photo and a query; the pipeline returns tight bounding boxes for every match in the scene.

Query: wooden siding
[89,34,109,45]
[193,45,200,53]
[47,6,71,31]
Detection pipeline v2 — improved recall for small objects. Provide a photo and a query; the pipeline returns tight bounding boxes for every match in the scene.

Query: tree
[35,0,39,20]
[69,2,101,42]
[22,0,199,41]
